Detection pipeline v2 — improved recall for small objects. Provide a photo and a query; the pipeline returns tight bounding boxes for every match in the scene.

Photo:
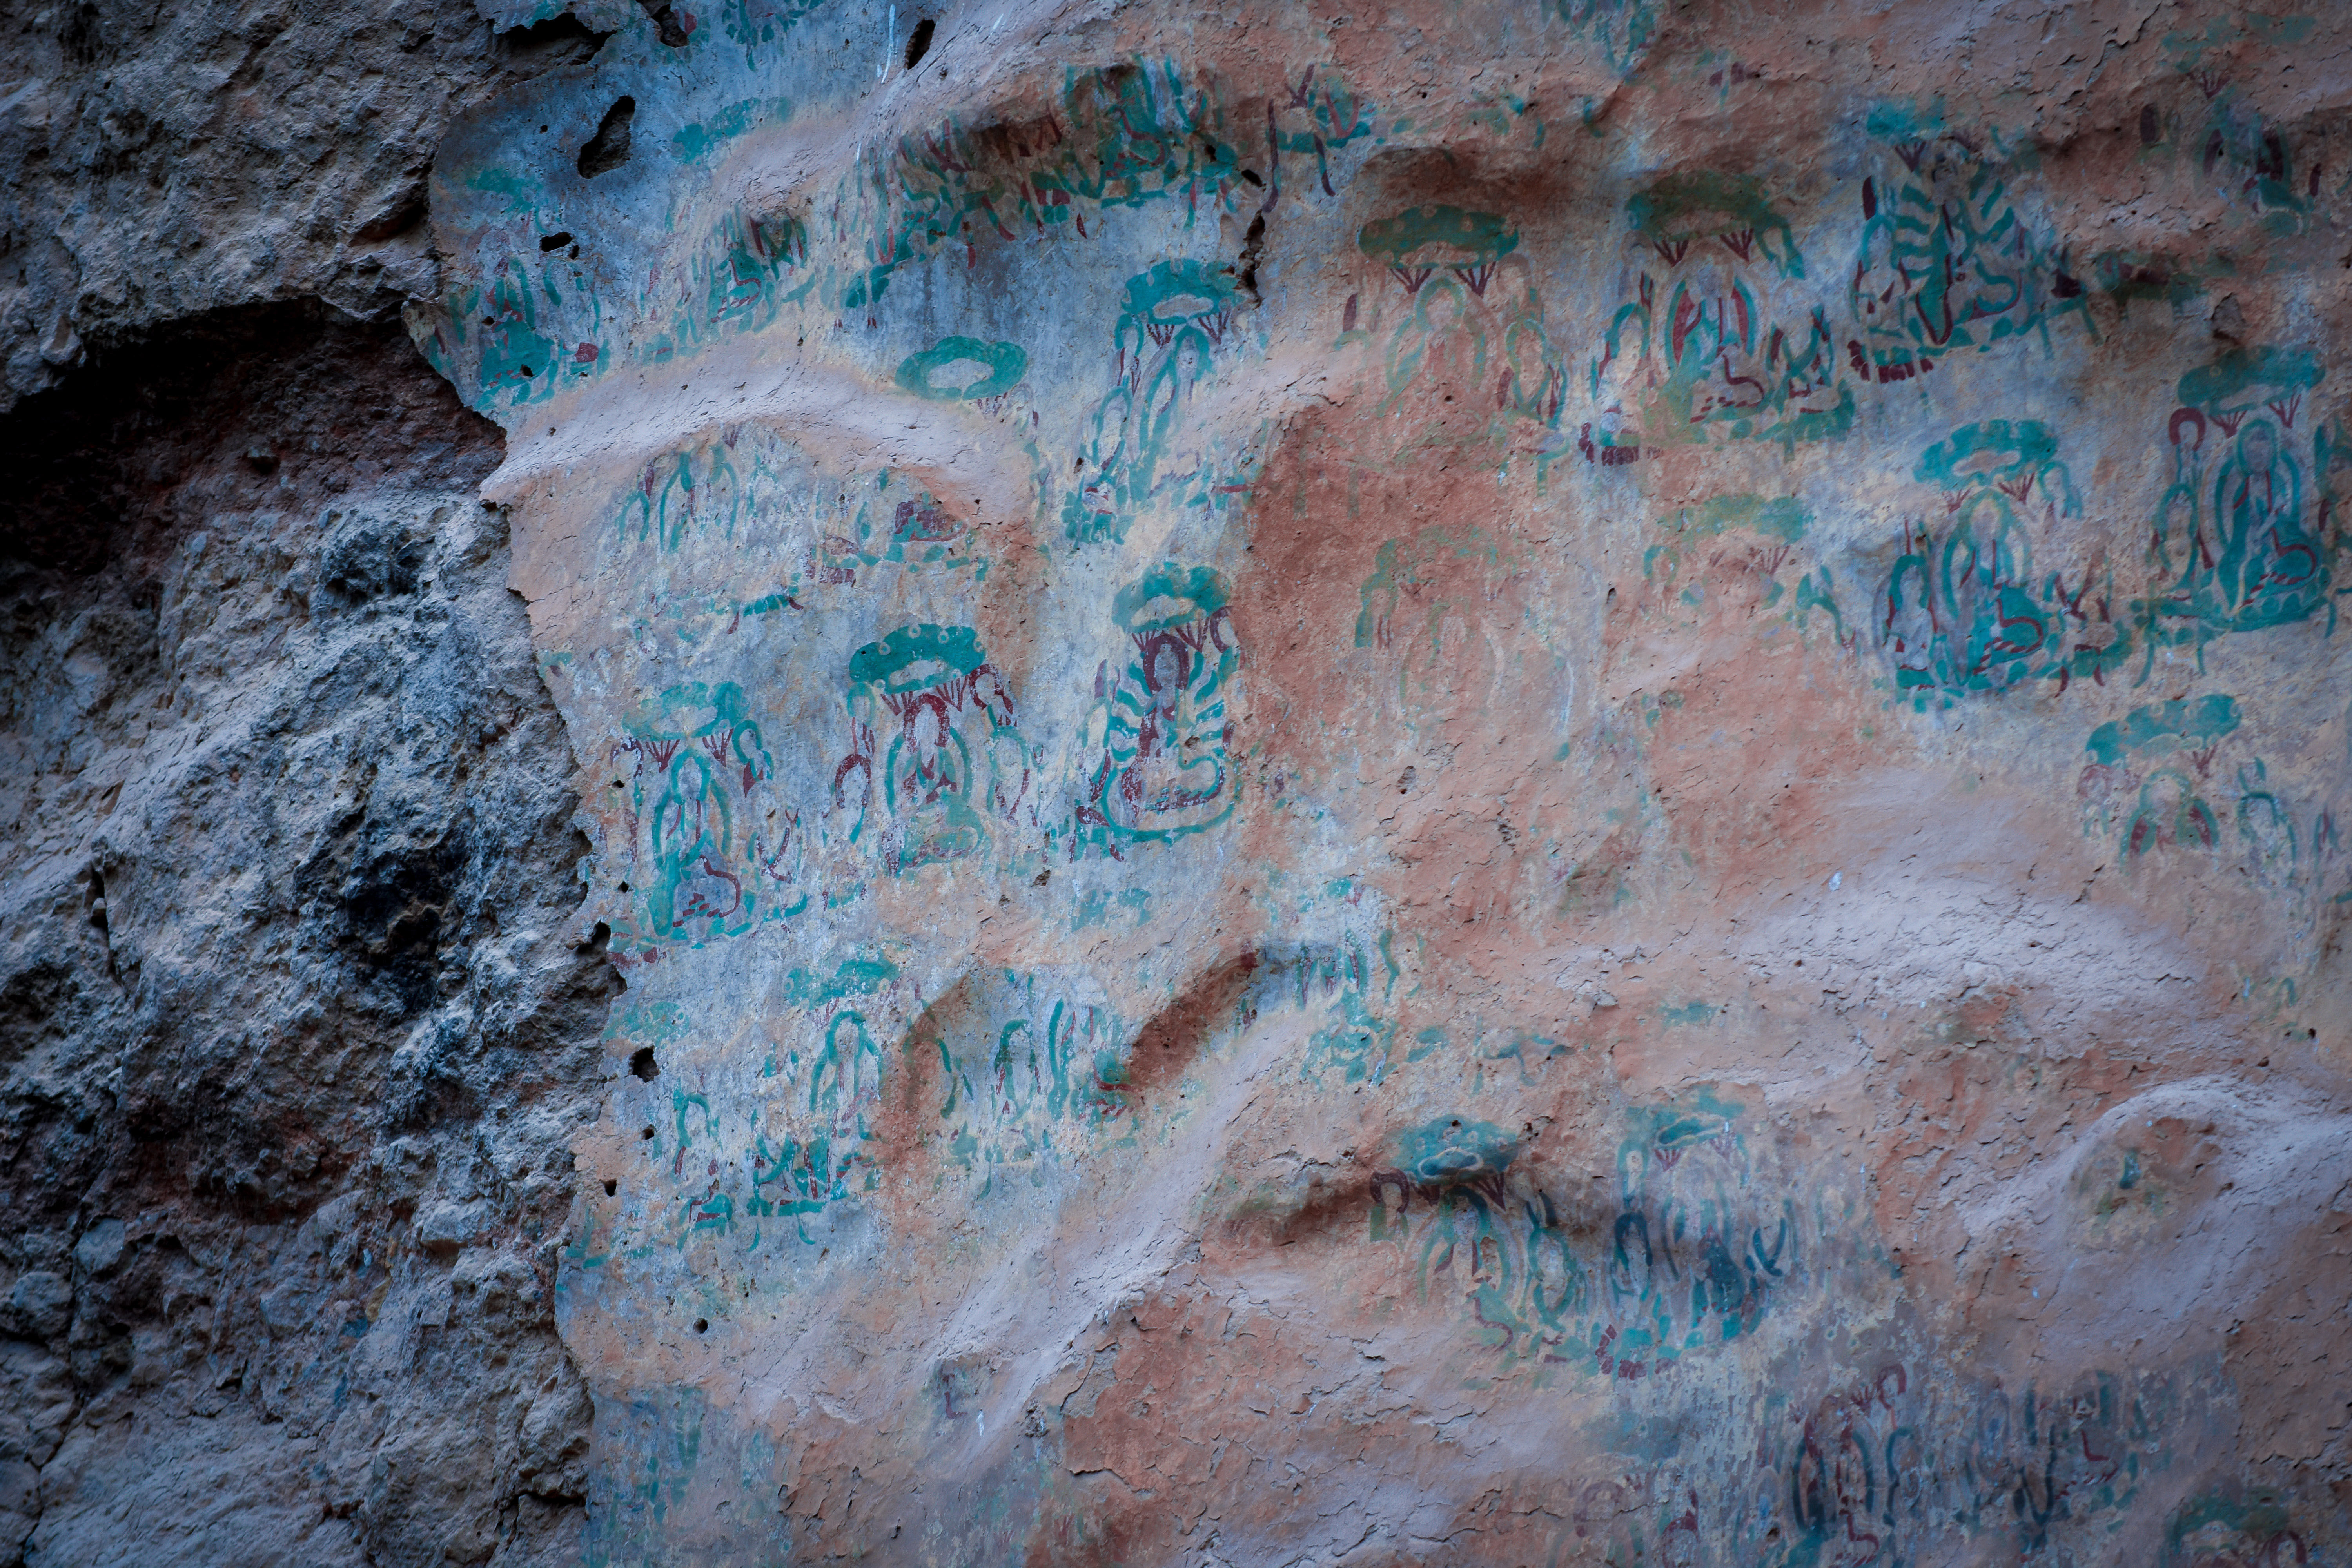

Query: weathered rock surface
[0,307,613,1565]
[8,0,2352,1564]
[0,0,608,409]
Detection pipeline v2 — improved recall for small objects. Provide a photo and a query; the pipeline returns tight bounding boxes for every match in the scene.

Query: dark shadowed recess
[0,295,617,1568]
[0,298,615,1226]
[0,299,505,578]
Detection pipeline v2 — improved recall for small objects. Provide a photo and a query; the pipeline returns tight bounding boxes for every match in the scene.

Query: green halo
[847,624,988,694]
[894,337,1028,401]
[1356,205,1520,266]
[1915,420,2061,489]
[1113,564,1230,635]
[1119,260,1238,326]
[2177,345,2324,416]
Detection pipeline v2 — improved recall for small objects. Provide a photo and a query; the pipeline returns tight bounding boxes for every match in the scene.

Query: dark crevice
[539,231,575,252]
[903,17,935,69]
[1237,213,1268,304]
[0,285,612,1561]
[0,299,505,576]
[58,2,103,65]
[351,192,427,244]
[577,98,636,179]
[497,11,613,60]
[635,0,691,46]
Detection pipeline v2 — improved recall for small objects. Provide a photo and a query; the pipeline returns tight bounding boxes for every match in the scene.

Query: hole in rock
[630,1046,660,1081]
[497,12,612,60]
[636,0,690,45]
[694,1318,710,1333]
[603,1179,617,1196]
[641,1125,657,1140]
[540,232,574,252]
[1238,213,1267,300]
[577,97,636,178]
[904,17,935,68]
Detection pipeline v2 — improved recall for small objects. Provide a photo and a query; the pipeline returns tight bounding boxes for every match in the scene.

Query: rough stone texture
[0,0,610,409]
[0,307,613,1565]
[10,0,2352,1564]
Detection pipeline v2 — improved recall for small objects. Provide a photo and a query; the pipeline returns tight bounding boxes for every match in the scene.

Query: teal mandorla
[835,624,1026,875]
[1073,565,1240,854]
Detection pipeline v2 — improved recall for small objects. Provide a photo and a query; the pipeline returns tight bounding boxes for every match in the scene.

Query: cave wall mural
[4,0,2350,1564]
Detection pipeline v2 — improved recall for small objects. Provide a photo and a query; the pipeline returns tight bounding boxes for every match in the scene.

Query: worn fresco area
[408,0,2352,1561]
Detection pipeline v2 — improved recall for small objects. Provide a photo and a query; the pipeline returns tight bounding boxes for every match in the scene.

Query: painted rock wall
[416,0,2347,1562]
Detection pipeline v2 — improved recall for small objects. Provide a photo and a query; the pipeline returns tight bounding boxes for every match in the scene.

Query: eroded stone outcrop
[0,307,613,1565]
[0,0,610,408]
[6,0,2352,1564]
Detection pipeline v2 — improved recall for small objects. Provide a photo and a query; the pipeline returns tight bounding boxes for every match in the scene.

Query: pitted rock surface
[1,307,613,1566]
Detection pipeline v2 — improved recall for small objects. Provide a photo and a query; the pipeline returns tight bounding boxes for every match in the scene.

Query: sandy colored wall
[400,0,2352,1561]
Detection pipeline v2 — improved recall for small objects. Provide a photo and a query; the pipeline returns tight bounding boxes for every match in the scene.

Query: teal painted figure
[625,430,796,553]
[808,1011,886,1119]
[1847,105,2094,385]
[2147,347,2330,651]
[834,626,1026,875]
[1063,261,1255,545]
[1547,0,1655,77]
[2078,694,2330,897]
[1354,207,1566,431]
[613,682,782,946]
[1592,173,1851,452]
[2165,1487,2316,1568]
[844,59,1281,313]
[1756,1361,2185,1568]
[820,471,982,583]
[922,973,1130,1181]
[1073,566,1239,853]
[2079,695,2240,858]
[1358,205,1521,296]
[1881,421,2130,701]
[1367,1089,1801,1377]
